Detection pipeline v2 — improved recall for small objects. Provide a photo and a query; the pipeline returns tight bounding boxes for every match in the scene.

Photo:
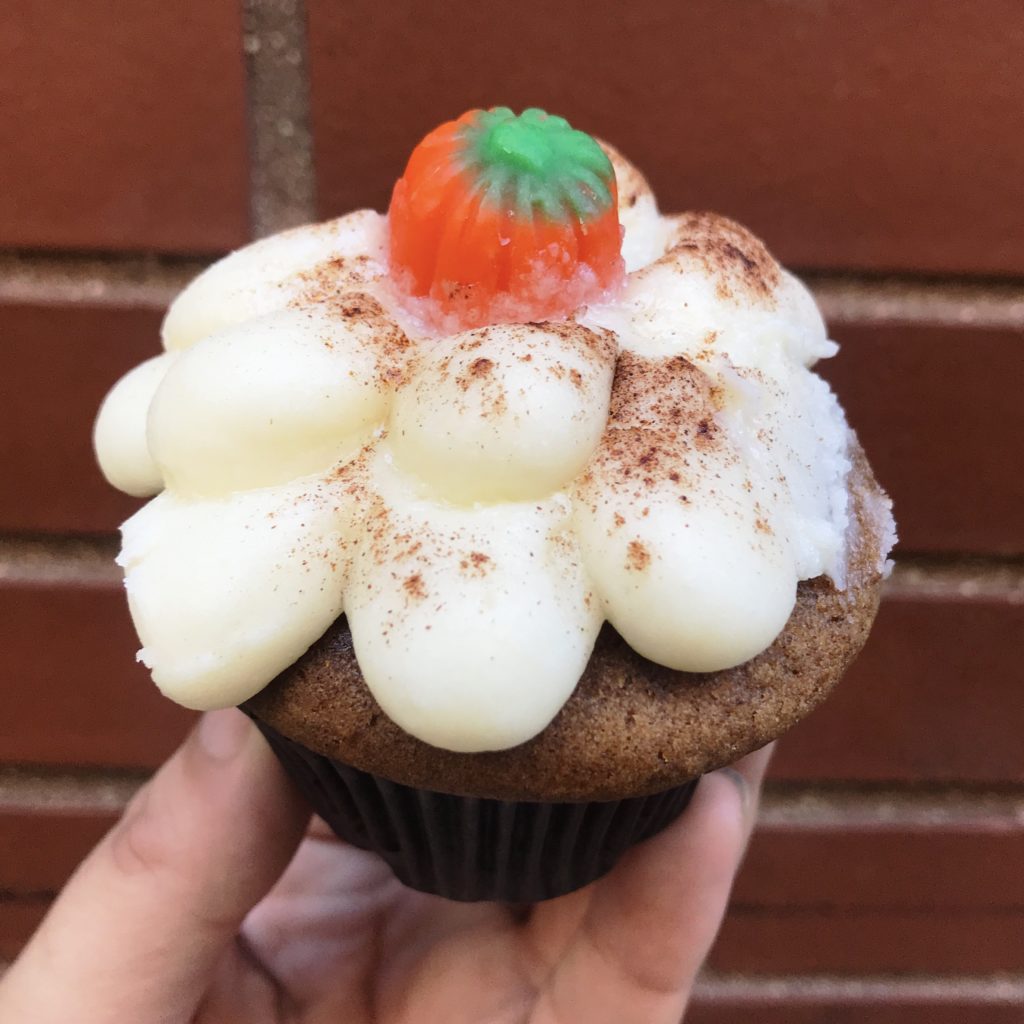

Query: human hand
[0,710,771,1024]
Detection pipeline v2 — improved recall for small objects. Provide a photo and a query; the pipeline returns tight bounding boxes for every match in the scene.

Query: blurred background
[1,1,1022,1018]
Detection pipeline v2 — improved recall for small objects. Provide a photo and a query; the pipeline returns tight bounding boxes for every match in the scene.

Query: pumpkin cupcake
[94,108,895,901]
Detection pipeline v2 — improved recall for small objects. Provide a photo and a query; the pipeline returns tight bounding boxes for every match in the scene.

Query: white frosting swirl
[94,149,855,753]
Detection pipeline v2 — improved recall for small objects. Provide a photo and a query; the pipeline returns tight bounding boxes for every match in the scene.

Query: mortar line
[2,535,1022,602]
[241,0,317,237]
[808,274,1024,329]
[2,763,1023,825]
[885,556,1024,604]
[2,249,1024,326]
[757,787,1024,829]
[0,252,202,309]
[0,536,121,587]
[0,767,146,813]
[695,970,1024,1004]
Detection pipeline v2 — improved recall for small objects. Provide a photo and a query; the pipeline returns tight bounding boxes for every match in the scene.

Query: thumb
[0,710,310,1024]
[537,744,773,1024]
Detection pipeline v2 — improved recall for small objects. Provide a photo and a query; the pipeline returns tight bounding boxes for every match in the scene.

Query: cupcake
[94,108,895,902]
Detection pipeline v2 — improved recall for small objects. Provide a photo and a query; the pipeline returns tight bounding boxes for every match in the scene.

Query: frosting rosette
[95,113,857,754]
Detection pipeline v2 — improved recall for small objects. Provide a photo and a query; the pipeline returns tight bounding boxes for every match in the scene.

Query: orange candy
[388,108,624,329]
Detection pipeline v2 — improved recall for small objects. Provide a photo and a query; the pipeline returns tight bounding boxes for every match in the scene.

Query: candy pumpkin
[388,107,624,328]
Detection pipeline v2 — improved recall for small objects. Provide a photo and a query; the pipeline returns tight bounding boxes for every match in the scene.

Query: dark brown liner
[251,716,699,902]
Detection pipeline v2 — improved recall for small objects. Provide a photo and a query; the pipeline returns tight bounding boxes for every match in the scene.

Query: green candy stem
[458,107,614,222]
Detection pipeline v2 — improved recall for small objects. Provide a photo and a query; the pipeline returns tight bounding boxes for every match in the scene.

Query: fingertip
[678,770,749,871]
[689,743,773,854]
[196,707,254,761]
[731,741,775,794]
[183,711,307,832]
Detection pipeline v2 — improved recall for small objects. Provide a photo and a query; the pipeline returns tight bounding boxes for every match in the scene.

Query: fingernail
[197,709,251,761]
[717,766,751,817]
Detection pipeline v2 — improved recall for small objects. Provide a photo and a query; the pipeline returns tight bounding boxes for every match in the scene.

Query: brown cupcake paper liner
[250,716,699,902]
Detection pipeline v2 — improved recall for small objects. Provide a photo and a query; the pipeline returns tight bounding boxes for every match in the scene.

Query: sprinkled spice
[626,540,651,572]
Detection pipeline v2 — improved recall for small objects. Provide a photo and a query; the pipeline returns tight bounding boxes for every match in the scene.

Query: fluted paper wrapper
[252,717,699,902]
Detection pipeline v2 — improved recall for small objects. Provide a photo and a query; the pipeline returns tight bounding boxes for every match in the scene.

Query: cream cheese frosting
[95,147,857,753]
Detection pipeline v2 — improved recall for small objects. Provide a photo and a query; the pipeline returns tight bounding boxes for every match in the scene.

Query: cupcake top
[95,109,881,754]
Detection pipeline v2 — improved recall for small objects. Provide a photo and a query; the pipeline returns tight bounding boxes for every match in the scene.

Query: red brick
[736,816,1024,912]
[709,909,1024,974]
[0,810,114,894]
[773,593,1024,785]
[822,321,1024,555]
[0,582,193,769]
[0,302,158,533]
[0,900,47,961]
[308,0,1024,276]
[0,1,248,252]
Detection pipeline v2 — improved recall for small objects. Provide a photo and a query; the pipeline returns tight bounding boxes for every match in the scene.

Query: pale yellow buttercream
[95,150,854,753]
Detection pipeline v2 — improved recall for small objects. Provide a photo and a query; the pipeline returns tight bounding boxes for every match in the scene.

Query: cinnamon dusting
[626,540,651,572]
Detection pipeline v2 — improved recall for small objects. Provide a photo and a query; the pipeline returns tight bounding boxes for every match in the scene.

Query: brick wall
[2,1,1022,1018]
